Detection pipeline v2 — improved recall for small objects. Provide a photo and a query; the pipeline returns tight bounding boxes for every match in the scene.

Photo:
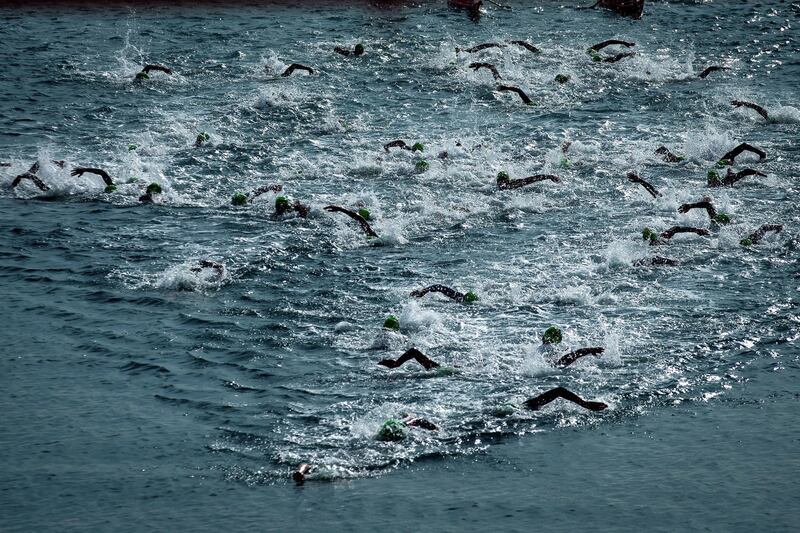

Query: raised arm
[410,284,465,302]
[731,100,769,121]
[719,143,766,164]
[324,205,379,238]
[250,183,283,199]
[722,168,767,186]
[742,224,783,246]
[659,226,711,240]
[678,199,716,220]
[509,40,540,54]
[555,347,604,368]
[603,51,635,63]
[460,43,504,53]
[142,64,172,75]
[70,167,114,185]
[11,172,50,191]
[378,347,440,371]
[626,172,660,198]
[496,85,533,105]
[281,63,314,77]
[655,146,683,163]
[698,65,729,79]
[497,171,560,190]
[523,386,608,411]
[469,62,502,80]
[589,39,635,51]
[384,140,410,152]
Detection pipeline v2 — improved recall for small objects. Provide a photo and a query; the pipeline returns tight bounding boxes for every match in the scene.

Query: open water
[1,1,798,531]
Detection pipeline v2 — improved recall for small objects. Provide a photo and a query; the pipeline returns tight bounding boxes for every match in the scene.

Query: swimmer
[334,43,365,57]
[281,63,314,77]
[707,167,767,187]
[456,42,504,53]
[194,132,210,147]
[497,171,559,190]
[509,40,541,54]
[469,62,502,80]
[524,386,608,411]
[626,171,661,198]
[717,143,766,166]
[731,100,769,121]
[410,284,478,303]
[496,85,533,105]
[643,226,710,245]
[324,204,378,237]
[274,195,310,218]
[383,140,424,152]
[740,224,783,246]
[292,463,312,483]
[655,146,684,163]
[378,347,440,371]
[9,162,50,191]
[678,197,731,223]
[135,64,172,80]
[190,260,224,276]
[70,167,115,188]
[582,0,644,19]
[698,65,729,79]
[555,347,604,368]
[586,39,636,63]
[633,256,679,267]
[231,184,283,205]
[376,415,438,442]
[138,182,163,204]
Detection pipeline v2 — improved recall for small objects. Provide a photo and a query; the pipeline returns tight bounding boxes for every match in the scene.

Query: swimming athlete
[633,256,679,266]
[587,39,636,62]
[731,100,769,121]
[497,171,560,190]
[383,140,424,152]
[678,197,730,223]
[281,63,314,77]
[9,162,50,191]
[581,0,644,18]
[626,171,660,198]
[554,347,605,368]
[190,260,224,276]
[496,85,533,104]
[643,226,711,245]
[717,143,766,165]
[334,43,365,57]
[740,224,783,246]
[138,182,163,204]
[410,284,478,303]
[135,64,172,80]
[698,65,729,79]
[524,387,608,411]
[655,146,684,163]
[378,347,440,370]
[274,195,310,218]
[469,62,501,80]
[457,42,504,53]
[324,205,377,237]
[231,184,283,205]
[194,132,210,147]
[707,167,766,187]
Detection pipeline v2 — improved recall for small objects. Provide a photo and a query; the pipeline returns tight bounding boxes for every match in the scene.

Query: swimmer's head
[231,192,248,206]
[135,72,149,80]
[714,212,731,224]
[740,237,753,247]
[128,144,137,151]
[415,160,429,172]
[196,132,210,143]
[464,291,478,303]
[104,184,117,194]
[559,157,570,169]
[497,171,509,181]
[642,227,657,242]
[383,315,400,331]
[707,170,721,186]
[542,325,562,345]
[376,419,407,441]
[411,142,424,152]
[555,74,570,84]
[275,195,290,213]
[146,182,162,195]
[716,159,731,168]
[357,208,371,220]
[586,49,602,62]
[354,43,365,56]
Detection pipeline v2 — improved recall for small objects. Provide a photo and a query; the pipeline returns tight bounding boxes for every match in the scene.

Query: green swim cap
[383,315,400,330]
[411,142,424,152]
[714,212,731,224]
[559,157,571,169]
[464,291,478,303]
[376,419,407,441]
[104,184,117,193]
[415,160,429,172]
[555,74,570,84]
[128,144,137,151]
[587,50,602,62]
[357,208,371,220]
[675,156,686,162]
[355,43,365,55]
[135,72,149,80]
[196,132,210,143]
[275,196,289,210]
[642,227,657,242]
[542,325,563,345]
[740,237,753,246]
[231,192,247,206]
[497,171,509,181]
[707,170,721,186]
[716,159,730,168]
[146,182,162,195]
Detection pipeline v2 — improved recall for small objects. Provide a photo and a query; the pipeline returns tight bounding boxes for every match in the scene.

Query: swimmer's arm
[720,143,766,164]
[603,51,635,63]
[70,167,114,185]
[723,168,766,186]
[655,146,682,163]
[731,100,769,121]
[281,63,314,77]
[698,65,728,79]
[399,347,441,370]
[590,39,635,51]
[469,62,502,80]
[462,43,504,53]
[509,40,540,54]
[555,347,604,368]
[404,417,438,431]
[250,184,283,199]
[410,284,465,302]
[496,85,532,105]
[384,140,410,152]
[292,463,312,482]
[678,201,716,220]
[142,64,172,75]
[191,260,224,274]
[523,386,608,412]
[324,205,379,237]
[748,224,783,244]
[333,46,351,56]
[659,226,711,240]
[626,172,660,198]
[634,256,678,266]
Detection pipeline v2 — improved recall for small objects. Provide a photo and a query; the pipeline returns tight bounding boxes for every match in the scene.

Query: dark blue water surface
[1,1,798,531]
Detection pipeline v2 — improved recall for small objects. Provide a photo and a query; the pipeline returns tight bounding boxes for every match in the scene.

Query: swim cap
[707,170,721,186]
[412,142,424,152]
[587,50,602,62]
[542,325,562,345]
[555,74,570,84]
[135,72,149,80]
[464,291,478,303]
[196,132,210,143]
[376,419,407,441]
[128,144,137,151]
[716,159,730,168]
[357,208,371,220]
[415,160,429,172]
[740,237,753,246]
[714,212,731,224]
[559,157,571,168]
[104,184,117,193]
[231,192,248,206]
[497,171,509,181]
[146,182,162,195]
[355,43,365,55]
[383,315,400,330]
[275,196,289,210]
[642,227,657,242]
